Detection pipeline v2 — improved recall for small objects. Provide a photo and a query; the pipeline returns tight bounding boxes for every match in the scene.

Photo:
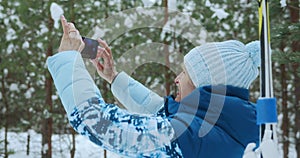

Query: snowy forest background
[0,0,299,158]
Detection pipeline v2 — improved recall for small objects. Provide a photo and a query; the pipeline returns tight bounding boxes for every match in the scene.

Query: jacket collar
[201,85,249,101]
[164,85,250,117]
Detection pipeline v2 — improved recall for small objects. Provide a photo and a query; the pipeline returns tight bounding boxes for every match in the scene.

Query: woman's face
[174,65,195,102]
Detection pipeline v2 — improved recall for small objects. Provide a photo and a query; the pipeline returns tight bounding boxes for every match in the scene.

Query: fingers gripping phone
[81,37,99,59]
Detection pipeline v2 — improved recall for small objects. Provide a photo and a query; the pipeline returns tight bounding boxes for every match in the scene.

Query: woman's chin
[175,95,181,102]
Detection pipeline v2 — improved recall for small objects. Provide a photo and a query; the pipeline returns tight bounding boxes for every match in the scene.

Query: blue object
[165,85,259,158]
[256,98,277,125]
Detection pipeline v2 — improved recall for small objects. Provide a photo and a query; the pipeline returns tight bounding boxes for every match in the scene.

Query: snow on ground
[0,129,123,158]
[0,129,298,158]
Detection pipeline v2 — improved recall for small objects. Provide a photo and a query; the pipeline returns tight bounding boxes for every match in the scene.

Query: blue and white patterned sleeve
[46,51,176,157]
[111,72,164,114]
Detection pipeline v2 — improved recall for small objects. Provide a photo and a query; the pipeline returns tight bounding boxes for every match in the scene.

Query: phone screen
[81,37,99,59]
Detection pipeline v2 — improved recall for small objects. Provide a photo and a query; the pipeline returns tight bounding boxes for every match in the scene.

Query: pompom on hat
[183,40,260,89]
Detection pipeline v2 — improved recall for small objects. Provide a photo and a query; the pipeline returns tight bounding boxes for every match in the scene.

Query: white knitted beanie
[183,40,260,89]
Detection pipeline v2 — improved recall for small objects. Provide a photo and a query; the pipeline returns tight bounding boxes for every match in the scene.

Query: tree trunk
[70,0,75,23]
[163,0,171,95]
[42,8,54,158]
[70,128,76,158]
[4,123,8,158]
[27,131,30,155]
[293,59,300,158]
[1,72,9,158]
[289,0,300,157]
[293,58,300,158]
[26,93,32,156]
[41,117,53,158]
[103,2,110,157]
[280,63,289,158]
[104,150,107,158]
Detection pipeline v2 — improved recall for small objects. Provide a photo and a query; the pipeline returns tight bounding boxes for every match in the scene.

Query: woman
[47,15,259,157]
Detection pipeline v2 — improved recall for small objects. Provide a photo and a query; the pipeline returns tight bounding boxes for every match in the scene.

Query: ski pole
[256,0,279,157]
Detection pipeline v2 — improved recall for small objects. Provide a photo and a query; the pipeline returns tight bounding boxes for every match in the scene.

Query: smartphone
[81,37,99,59]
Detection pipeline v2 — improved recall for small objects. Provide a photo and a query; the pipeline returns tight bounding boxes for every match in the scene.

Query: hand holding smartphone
[81,37,99,59]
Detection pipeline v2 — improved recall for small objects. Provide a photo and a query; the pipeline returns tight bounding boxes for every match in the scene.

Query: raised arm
[46,16,179,157]
[91,38,164,114]
[47,51,177,157]
[111,71,164,114]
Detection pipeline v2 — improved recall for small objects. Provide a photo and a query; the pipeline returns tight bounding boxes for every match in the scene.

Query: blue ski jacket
[47,51,259,158]
[163,85,259,158]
